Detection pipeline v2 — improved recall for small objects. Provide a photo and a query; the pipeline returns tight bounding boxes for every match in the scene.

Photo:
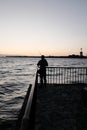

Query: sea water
[0,57,87,129]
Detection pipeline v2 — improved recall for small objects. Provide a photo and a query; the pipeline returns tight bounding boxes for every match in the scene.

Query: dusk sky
[0,0,87,56]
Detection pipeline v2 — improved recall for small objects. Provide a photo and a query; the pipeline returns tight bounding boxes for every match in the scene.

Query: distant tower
[80,48,83,57]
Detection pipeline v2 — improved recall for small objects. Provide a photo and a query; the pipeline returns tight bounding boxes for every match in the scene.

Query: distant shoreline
[4,55,87,58]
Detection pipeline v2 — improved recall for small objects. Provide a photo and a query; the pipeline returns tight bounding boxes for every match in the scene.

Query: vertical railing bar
[54,68,55,83]
[75,67,76,83]
[82,68,83,83]
[72,69,74,82]
[83,68,84,83]
[59,68,60,84]
[50,68,51,84]
[74,67,76,83]
[46,67,47,84]
[51,68,52,84]
[78,68,79,83]
[60,68,62,83]
[52,67,53,84]
[51,68,53,84]
[48,67,49,84]
[85,68,86,83]
[70,68,71,84]
[62,67,63,84]
[58,68,60,84]
[56,68,59,83]
[62,68,64,84]
[67,68,68,84]
[58,67,59,84]
[82,68,84,83]
[79,68,80,83]
[84,68,85,83]
[60,68,61,84]
[84,68,86,83]
[49,68,51,83]
[46,68,49,83]
[73,68,74,83]
[56,68,57,84]
[54,68,55,84]
[47,68,49,84]
[64,68,65,84]
[83,69,85,83]
[57,68,58,84]
[85,68,87,83]
[46,68,48,83]
[81,68,82,83]
[81,67,82,83]
[70,68,71,83]
[53,68,54,84]
[75,68,76,83]
[74,68,75,83]
[67,68,69,84]
[49,67,50,84]
[55,68,56,84]
[54,68,56,83]
[47,67,48,84]
[71,68,73,83]
[68,68,69,84]
[80,68,81,83]
[63,68,64,84]
[62,68,63,84]
[61,68,63,84]
[67,67,68,84]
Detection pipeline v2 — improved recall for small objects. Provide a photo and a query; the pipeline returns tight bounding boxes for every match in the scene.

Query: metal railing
[19,67,87,130]
[37,67,87,84]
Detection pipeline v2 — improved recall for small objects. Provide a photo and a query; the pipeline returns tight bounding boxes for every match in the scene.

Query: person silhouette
[37,55,48,87]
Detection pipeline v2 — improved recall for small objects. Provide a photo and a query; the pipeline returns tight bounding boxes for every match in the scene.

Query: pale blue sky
[0,0,87,56]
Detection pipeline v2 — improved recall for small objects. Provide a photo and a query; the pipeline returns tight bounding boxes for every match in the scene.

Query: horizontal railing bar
[20,73,38,130]
[46,67,87,69]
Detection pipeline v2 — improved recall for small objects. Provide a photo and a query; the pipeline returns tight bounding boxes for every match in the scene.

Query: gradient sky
[0,0,87,56]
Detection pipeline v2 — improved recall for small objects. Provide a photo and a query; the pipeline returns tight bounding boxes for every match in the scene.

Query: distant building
[68,48,87,58]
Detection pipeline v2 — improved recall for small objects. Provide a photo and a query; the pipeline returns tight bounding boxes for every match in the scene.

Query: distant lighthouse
[80,48,83,57]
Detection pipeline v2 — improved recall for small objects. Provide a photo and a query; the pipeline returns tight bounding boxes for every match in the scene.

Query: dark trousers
[40,71,46,86]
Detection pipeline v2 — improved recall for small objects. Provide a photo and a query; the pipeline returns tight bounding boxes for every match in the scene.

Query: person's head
[41,55,45,60]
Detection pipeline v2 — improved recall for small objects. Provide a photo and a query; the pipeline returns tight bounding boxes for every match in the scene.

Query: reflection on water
[0,57,87,129]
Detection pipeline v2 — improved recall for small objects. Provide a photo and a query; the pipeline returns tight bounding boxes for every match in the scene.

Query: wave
[0,119,17,130]
[0,57,87,129]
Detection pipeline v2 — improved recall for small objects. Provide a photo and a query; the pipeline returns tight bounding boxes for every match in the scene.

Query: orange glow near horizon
[0,49,82,56]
